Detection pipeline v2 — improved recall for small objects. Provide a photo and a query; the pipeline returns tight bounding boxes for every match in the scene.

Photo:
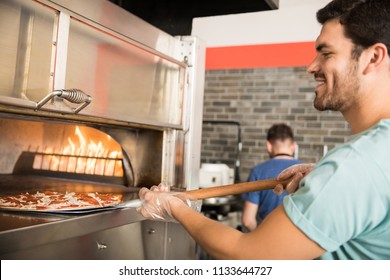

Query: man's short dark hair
[317,0,390,59]
[266,123,294,143]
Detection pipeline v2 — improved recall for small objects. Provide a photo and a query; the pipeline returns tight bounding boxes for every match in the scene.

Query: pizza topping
[0,191,123,211]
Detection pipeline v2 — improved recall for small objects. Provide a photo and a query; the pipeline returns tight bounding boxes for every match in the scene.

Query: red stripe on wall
[205,41,316,70]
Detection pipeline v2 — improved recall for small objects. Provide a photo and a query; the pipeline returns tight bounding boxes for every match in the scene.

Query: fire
[33,126,123,177]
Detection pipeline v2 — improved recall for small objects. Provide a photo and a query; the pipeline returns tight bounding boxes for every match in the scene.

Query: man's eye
[322,52,331,57]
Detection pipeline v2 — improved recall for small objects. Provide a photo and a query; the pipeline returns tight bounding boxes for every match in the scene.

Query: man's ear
[290,141,297,152]
[363,43,388,74]
[266,141,273,154]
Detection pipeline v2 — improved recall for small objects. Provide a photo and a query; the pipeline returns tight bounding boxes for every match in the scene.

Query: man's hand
[136,183,201,222]
[274,164,315,195]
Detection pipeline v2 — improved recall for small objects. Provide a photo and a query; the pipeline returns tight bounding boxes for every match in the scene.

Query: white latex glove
[136,183,201,222]
[274,163,316,195]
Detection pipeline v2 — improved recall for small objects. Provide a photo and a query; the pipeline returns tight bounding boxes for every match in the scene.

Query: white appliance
[199,163,234,188]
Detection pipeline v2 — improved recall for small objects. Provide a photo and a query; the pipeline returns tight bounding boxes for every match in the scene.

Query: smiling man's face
[307,19,362,113]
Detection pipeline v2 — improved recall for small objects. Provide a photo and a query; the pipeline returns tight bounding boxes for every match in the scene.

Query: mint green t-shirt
[284,119,390,260]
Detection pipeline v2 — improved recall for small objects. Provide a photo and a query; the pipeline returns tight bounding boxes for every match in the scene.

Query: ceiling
[108,0,279,36]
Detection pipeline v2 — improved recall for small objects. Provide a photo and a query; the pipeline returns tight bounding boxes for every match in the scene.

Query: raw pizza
[0,191,123,211]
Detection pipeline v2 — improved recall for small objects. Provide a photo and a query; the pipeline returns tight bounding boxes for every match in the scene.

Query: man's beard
[313,62,360,112]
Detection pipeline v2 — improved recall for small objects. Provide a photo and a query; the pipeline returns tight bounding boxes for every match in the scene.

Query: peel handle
[184,178,289,200]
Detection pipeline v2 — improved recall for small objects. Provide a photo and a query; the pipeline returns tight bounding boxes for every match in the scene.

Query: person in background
[241,123,302,231]
[137,0,390,260]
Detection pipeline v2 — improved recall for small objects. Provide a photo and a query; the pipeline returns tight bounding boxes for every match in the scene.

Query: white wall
[191,0,332,47]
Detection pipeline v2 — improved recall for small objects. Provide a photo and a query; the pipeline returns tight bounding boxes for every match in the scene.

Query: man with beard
[137,0,390,260]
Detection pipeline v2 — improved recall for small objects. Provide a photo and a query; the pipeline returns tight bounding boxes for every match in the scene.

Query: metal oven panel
[0,0,57,102]
[0,209,146,259]
[66,17,186,127]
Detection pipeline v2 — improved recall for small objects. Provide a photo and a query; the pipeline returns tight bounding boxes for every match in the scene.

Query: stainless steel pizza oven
[0,0,205,259]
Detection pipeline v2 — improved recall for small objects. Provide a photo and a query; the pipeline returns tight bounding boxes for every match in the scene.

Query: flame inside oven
[31,126,123,177]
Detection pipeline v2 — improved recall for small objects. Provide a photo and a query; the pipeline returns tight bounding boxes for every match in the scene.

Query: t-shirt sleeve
[283,147,387,252]
[242,188,260,204]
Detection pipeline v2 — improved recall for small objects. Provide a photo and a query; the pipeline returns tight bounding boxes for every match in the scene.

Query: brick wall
[200,67,351,182]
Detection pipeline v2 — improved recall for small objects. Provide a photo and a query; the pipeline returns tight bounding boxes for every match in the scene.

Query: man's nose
[307,56,319,73]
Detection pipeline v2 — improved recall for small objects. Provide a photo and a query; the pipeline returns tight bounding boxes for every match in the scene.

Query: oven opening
[12,125,130,186]
[0,115,166,196]
[32,126,123,177]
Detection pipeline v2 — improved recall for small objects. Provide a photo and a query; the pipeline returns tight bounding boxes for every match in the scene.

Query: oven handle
[36,89,92,114]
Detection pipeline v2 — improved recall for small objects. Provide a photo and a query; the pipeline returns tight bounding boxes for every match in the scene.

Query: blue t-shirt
[242,158,302,222]
[284,119,390,260]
